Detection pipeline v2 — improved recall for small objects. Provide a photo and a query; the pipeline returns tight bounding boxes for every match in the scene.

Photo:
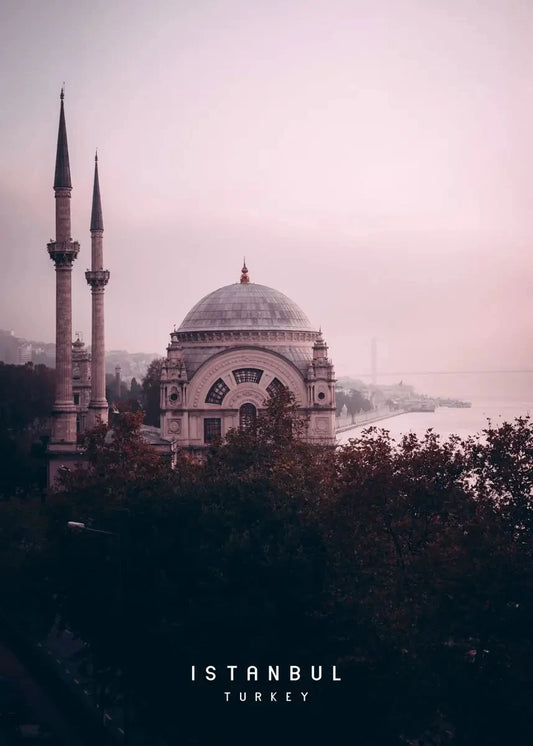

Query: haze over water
[337,371,533,443]
[374,370,533,401]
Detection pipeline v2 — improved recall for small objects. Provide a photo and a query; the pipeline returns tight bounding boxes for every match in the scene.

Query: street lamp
[67,521,116,536]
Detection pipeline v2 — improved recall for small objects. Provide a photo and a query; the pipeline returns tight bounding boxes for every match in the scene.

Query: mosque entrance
[239,403,257,432]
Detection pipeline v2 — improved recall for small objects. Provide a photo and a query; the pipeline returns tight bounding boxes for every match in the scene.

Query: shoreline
[335,408,408,434]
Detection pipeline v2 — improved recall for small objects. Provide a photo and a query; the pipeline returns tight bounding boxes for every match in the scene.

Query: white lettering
[255,692,262,702]
[289,665,301,681]
[227,665,238,681]
[205,666,216,682]
[268,665,280,681]
[191,665,195,681]
[332,666,341,681]
[301,692,309,702]
[286,692,292,702]
[270,692,277,702]
[311,665,322,681]
[247,666,258,681]
[224,692,231,702]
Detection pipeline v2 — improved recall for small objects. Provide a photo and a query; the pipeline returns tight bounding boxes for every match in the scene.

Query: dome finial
[240,257,250,284]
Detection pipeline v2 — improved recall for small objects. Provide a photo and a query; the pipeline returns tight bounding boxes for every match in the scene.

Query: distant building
[0,330,19,364]
[16,343,32,365]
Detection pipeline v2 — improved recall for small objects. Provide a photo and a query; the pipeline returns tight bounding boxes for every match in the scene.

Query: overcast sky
[1,0,532,377]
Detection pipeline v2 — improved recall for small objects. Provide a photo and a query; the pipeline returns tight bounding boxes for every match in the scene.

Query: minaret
[86,152,110,427]
[47,88,79,445]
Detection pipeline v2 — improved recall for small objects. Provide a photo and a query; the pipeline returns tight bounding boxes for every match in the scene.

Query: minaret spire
[54,87,72,189]
[90,151,104,231]
[86,152,110,427]
[47,89,80,464]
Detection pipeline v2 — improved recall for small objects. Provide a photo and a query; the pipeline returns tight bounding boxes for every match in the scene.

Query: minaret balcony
[85,269,110,288]
[47,240,80,267]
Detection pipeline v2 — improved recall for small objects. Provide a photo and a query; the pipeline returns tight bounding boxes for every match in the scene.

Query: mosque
[46,92,336,481]
[160,262,336,453]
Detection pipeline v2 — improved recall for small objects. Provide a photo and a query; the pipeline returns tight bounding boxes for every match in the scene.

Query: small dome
[178,283,314,333]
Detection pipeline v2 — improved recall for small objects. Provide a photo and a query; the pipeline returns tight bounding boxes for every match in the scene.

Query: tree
[41,400,327,742]
[328,423,533,746]
[0,362,53,497]
[141,358,164,426]
[336,387,372,416]
[129,376,141,398]
[13,410,533,746]
[57,410,169,497]
[0,362,54,432]
[466,415,533,539]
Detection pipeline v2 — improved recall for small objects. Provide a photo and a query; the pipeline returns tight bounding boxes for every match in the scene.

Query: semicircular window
[233,368,263,384]
[206,378,230,405]
[266,377,285,398]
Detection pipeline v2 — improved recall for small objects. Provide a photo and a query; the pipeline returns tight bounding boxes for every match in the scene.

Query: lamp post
[67,511,131,745]
[67,521,115,536]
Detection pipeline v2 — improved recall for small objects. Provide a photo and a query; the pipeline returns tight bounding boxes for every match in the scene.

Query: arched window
[233,368,263,384]
[206,378,230,405]
[266,377,284,398]
[239,403,257,432]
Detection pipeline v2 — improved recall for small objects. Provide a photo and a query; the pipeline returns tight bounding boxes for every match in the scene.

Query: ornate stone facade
[72,336,91,434]
[160,264,336,453]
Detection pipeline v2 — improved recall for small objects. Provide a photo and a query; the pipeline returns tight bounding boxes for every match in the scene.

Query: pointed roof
[53,88,72,189]
[90,152,104,231]
[240,258,250,284]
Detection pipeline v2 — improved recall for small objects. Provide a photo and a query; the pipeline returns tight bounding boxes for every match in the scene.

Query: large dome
[178,282,314,333]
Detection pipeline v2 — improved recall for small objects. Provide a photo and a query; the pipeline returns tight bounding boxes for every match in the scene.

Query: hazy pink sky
[1,0,532,377]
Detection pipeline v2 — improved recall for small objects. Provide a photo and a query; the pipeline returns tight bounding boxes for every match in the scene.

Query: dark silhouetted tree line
[0,393,532,745]
[0,362,54,497]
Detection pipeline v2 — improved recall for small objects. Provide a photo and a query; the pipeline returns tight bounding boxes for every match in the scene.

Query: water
[337,372,533,444]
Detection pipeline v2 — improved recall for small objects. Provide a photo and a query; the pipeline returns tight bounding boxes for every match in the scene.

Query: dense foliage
[0,362,53,497]
[2,396,532,745]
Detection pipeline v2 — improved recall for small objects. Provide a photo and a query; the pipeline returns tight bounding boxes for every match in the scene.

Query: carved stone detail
[47,240,80,267]
[85,269,110,288]
[190,349,305,408]
[225,386,266,409]
[178,329,319,345]
[168,418,181,434]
